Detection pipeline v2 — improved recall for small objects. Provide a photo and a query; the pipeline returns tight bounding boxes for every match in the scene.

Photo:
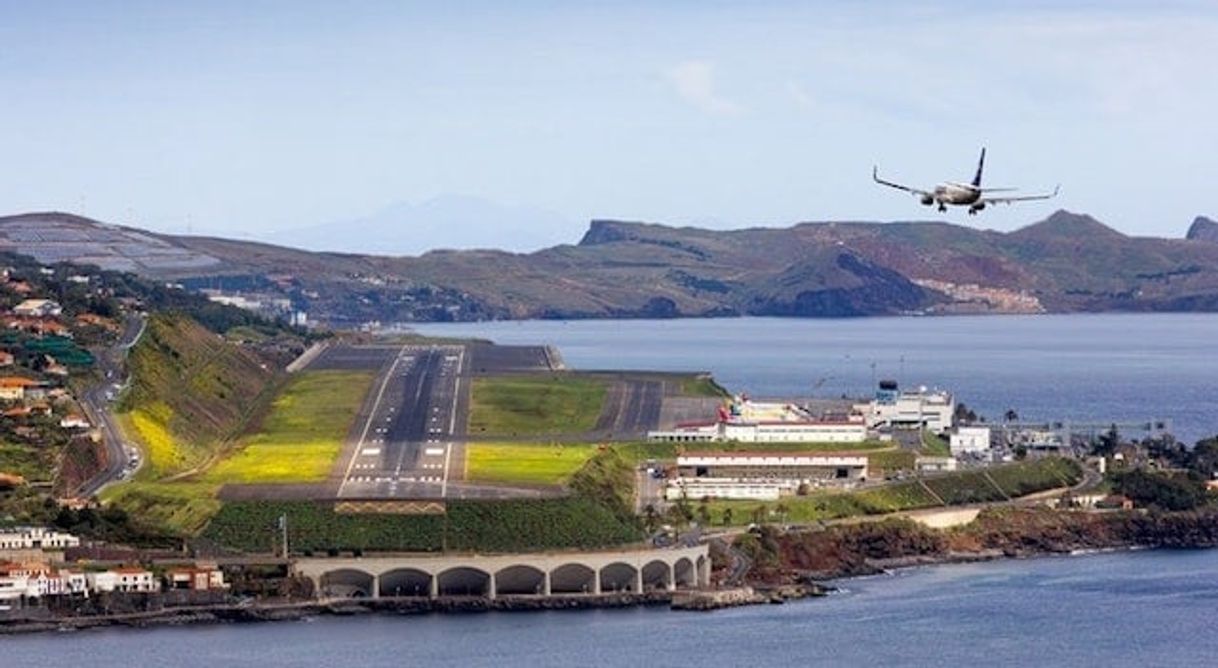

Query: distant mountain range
[2,209,1218,324]
[261,194,580,255]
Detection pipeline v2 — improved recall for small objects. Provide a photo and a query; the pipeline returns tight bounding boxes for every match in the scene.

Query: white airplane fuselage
[931,182,982,206]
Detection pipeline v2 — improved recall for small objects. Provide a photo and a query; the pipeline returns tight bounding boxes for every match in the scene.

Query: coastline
[7,508,1218,633]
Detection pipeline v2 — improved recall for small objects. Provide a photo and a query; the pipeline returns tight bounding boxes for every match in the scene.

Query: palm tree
[722,507,734,526]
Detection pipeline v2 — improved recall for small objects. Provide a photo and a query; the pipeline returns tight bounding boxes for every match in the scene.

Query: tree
[722,507,734,526]
[751,504,768,525]
[642,504,660,533]
[697,502,711,527]
[1004,409,1019,422]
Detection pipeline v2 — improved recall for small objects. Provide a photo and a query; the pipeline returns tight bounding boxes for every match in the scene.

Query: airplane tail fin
[972,147,986,187]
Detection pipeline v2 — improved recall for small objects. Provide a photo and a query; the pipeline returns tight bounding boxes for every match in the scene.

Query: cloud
[665,60,741,116]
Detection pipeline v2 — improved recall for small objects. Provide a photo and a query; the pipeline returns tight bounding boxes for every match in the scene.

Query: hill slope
[119,312,280,477]
[4,209,1218,321]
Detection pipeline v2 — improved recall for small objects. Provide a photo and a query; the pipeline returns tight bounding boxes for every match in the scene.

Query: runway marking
[424,447,444,456]
[441,346,463,498]
[361,448,381,456]
[338,345,411,497]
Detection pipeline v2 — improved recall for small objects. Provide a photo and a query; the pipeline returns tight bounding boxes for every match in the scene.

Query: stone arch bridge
[293,544,709,599]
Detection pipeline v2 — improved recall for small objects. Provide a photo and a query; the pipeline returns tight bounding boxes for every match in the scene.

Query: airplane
[873,148,1059,215]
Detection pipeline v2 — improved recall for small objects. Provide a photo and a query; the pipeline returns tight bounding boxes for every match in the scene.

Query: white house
[86,571,120,593]
[112,567,157,592]
[950,427,992,456]
[12,299,63,318]
[0,527,81,551]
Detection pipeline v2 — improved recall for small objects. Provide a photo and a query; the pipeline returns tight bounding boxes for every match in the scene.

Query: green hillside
[118,312,280,478]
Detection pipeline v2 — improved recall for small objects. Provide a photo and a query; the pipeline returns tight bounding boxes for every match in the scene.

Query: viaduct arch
[295,544,709,600]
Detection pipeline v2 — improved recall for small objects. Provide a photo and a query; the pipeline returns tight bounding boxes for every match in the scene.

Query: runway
[331,345,467,499]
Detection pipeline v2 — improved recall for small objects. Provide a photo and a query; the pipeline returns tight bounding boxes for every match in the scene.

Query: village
[0,526,226,608]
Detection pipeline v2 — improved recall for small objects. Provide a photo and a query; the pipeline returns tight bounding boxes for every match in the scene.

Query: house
[950,426,992,456]
[165,566,227,591]
[112,567,157,593]
[0,562,63,597]
[0,351,13,367]
[0,376,38,401]
[43,357,69,377]
[60,414,90,430]
[12,299,62,318]
[86,571,120,593]
[0,527,81,551]
[915,455,959,473]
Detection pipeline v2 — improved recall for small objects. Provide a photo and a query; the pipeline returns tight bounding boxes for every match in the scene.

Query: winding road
[75,314,145,497]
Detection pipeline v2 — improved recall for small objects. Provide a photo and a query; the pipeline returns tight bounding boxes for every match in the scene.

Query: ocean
[10,549,1218,666]
[413,313,1218,443]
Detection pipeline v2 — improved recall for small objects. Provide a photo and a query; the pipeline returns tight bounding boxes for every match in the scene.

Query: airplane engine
[968,202,986,215]
[920,195,934,206]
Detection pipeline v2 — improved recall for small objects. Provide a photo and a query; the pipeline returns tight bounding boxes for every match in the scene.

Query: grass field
[465,442,601,485]
[126,402,197,478]
[205,370,374,484]
[0,443,54,481]
[469,375,608,436]
[678,376,730,398]
[463,439,899,487]
[104,370,374,536]
[100,482,222,535]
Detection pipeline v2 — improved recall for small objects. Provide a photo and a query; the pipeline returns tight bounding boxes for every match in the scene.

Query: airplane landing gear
[937,203,947,213]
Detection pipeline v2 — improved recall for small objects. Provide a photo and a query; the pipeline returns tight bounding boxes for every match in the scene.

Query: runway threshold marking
[337,345,411,497]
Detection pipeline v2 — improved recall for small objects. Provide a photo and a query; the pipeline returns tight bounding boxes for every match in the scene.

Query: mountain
[1187,216,1218,243]
[262,194,580,255]
[4,209,1218,324]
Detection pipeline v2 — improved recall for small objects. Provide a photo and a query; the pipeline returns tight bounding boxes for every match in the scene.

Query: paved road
[76,314,146,497]
[336,345,467,499]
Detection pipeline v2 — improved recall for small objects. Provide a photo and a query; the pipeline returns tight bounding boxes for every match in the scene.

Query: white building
[950,427,992,456]
[665,478,783,502]
[86,571,120,593]
[12,299,62,317]
[915,455,959,473]
[0,527,80,551]
[667,452,870,501]
[112,567,157,592]
[857,382,955,433]
[650,418,868,444]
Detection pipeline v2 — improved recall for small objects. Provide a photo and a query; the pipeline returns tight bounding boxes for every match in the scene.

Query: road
[76,314,146,497]
[336,345,467,499]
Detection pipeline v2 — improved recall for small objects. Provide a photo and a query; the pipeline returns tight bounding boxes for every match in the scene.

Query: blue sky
[1,1,1214,247]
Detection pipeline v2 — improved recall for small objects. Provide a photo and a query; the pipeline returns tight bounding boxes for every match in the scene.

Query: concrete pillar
[371,574,380,600]
[488,573,497,600]
[634,568,644,594]
[543,570,552,597]
[667,563,676,592]
[311,576,323,600]
[593,570,602,595]
[429,574,438,599]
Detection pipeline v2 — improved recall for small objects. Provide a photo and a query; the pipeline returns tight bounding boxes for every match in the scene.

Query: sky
[1,1,1215,249]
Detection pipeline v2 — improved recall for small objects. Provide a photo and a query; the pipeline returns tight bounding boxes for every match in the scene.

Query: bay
[414,313,1218,443]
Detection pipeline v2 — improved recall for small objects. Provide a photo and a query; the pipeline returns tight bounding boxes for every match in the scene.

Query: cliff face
[743,508,1218,584]
[1187,216,1218,243]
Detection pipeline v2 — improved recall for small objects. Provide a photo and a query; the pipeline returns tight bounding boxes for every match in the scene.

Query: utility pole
[277,514,289,560]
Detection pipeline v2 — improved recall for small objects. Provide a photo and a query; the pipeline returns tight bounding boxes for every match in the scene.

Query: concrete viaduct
[293,544,709,600]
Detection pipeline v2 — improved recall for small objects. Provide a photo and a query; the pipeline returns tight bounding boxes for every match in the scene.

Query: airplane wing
[981,185,1060,205]
[872,166,931,198]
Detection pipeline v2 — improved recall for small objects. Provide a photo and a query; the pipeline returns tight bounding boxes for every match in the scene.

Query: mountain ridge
[2,209,1217,324]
